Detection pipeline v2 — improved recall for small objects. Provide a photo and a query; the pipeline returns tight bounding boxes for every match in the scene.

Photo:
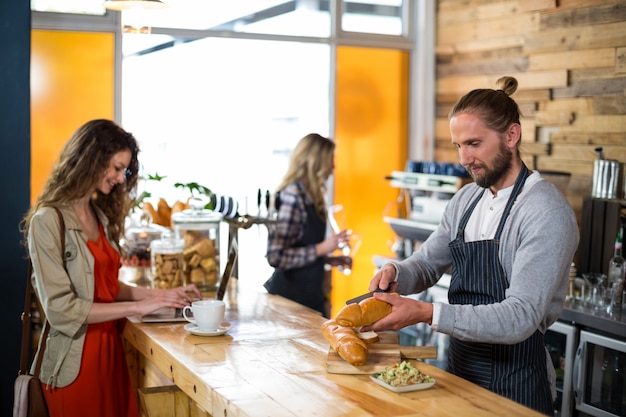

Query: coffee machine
[578,147,625,276]
[383,162,472,259]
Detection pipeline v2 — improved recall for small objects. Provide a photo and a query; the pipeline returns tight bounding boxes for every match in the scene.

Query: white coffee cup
[182,299,225,331]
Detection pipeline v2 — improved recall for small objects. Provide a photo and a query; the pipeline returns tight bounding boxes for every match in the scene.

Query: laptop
[140,237,238,322]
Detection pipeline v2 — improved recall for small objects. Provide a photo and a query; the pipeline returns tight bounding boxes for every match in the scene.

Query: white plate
[369,375,436,393]
[184,322,232,337]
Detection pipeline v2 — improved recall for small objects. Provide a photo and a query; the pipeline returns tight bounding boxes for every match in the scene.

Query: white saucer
[184,322,232,337]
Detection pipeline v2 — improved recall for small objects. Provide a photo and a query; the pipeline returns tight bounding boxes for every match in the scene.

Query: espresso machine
[578,147,625,276]
[383,162,472,259]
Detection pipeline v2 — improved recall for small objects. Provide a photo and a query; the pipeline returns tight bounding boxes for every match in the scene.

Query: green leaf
[173,182,213,198]
[146,172,166,181]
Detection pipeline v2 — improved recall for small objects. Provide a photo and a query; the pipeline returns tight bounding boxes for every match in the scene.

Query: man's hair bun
[495,76,518,96]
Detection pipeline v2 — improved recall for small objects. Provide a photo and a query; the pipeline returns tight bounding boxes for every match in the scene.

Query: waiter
[363,76,579,415]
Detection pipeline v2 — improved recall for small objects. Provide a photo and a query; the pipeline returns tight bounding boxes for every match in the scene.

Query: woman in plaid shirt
[264,133,349,317]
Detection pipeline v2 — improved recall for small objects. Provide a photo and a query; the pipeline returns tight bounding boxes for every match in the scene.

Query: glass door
[574,330,626,417]
[546,321,578,417]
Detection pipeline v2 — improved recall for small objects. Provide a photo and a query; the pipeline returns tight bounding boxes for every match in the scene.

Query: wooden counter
[123,283,546,417]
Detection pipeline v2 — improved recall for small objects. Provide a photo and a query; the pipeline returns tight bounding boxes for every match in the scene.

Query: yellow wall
[332,46,409,316]
[31,30,115,203]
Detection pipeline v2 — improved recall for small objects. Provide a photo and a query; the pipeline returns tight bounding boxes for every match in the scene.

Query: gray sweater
[393,176,579,344]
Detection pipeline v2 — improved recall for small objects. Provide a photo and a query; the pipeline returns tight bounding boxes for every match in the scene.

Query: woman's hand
[316,229,350,256]
[88,283,204,323]
[151,283,202,305]
[168,283,203,303]
[326,255,351,268]
[136,284,202,316]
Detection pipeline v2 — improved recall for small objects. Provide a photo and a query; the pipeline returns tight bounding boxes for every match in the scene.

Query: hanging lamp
[103,0,168,11]
[104,0,168,34]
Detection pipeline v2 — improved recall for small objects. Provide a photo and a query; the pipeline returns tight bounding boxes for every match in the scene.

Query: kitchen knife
[345,288,387,305]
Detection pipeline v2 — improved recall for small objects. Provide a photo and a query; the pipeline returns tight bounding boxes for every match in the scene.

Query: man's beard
[466,143,513,188]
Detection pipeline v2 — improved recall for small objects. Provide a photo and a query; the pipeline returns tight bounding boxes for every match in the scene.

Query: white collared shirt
[431,171,541,329]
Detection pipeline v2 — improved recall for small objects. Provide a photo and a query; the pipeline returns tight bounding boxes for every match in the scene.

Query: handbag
[14,208,66,417]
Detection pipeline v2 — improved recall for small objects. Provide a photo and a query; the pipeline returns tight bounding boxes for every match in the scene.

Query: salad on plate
[370,361,435,393]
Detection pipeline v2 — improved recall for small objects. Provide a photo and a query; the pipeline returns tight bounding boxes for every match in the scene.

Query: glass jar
[120,211,169,287]
[171,198,222,292]
[150,230,185,289]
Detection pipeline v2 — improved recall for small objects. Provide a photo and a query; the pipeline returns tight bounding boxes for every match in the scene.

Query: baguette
[321,320,368,366]
[357,330,379,344]
[335,295,395,328]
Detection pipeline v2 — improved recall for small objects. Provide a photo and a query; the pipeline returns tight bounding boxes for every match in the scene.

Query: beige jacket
[28,205,116,388]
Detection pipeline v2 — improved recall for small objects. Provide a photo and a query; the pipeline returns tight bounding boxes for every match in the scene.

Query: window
[31,0,106,15]
[122,37,331,205]
[341,0,405,36]
[138,0,332,38]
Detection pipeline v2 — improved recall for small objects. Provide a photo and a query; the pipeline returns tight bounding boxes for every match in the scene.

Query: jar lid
[171,197,223,228]
[150,230,184,253]
[123,211,169,245]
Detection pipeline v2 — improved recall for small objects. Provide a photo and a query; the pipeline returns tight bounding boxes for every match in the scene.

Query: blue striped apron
[447,164,553,415]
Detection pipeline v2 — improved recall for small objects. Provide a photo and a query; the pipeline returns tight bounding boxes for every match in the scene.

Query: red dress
[43,223,139,417]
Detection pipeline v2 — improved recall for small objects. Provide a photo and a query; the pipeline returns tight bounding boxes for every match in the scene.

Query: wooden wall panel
[524,21,626,53]
[436,70,567,95]
[528,48,615,71]
[435,0,626,239]
[539,2,626,30]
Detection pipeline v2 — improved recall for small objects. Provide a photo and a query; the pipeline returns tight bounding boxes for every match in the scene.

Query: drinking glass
[604,286,616,316]
[328,203,353,251]
[327,204,346,236]
[336,232,363,276]
[583,273,607,309]
[327,204,362,275]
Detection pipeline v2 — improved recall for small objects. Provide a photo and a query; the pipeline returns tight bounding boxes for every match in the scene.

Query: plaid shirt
[266,181,321,270]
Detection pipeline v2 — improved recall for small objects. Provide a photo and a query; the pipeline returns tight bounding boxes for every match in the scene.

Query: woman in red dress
[22,119,202,417]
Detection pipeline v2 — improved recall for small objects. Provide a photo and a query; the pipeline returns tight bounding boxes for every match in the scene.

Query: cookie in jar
[120,211,168,287]
[172,198,222,292]
[150,230,185,289]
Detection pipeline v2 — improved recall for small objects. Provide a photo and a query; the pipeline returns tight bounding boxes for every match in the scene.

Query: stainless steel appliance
[546,321,578,417]
[591,147,624,201]
[554,299,626,417]
[573,330,626,417]
[383,168,472,259]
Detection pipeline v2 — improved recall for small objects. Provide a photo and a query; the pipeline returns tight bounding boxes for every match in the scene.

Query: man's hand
[369,264,399,292]
[360,292,433,332]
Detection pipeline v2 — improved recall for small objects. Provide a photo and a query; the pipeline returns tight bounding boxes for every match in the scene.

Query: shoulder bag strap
[19,208,66,376]
[18,262,33,374]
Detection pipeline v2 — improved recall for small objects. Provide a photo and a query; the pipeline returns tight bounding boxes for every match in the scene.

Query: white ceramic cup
[182,299,225,331]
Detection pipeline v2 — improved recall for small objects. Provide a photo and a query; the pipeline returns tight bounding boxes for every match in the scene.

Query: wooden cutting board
[326,332,437,374]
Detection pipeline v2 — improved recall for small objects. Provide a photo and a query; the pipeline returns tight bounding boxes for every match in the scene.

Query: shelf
[383,216,437,241]
[560,300,626,341]
[388,171,472,193]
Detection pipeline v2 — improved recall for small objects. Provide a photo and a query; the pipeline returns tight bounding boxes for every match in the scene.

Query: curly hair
[21,119,140,246]
[278,133,336,221]
[449,76,523,147]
